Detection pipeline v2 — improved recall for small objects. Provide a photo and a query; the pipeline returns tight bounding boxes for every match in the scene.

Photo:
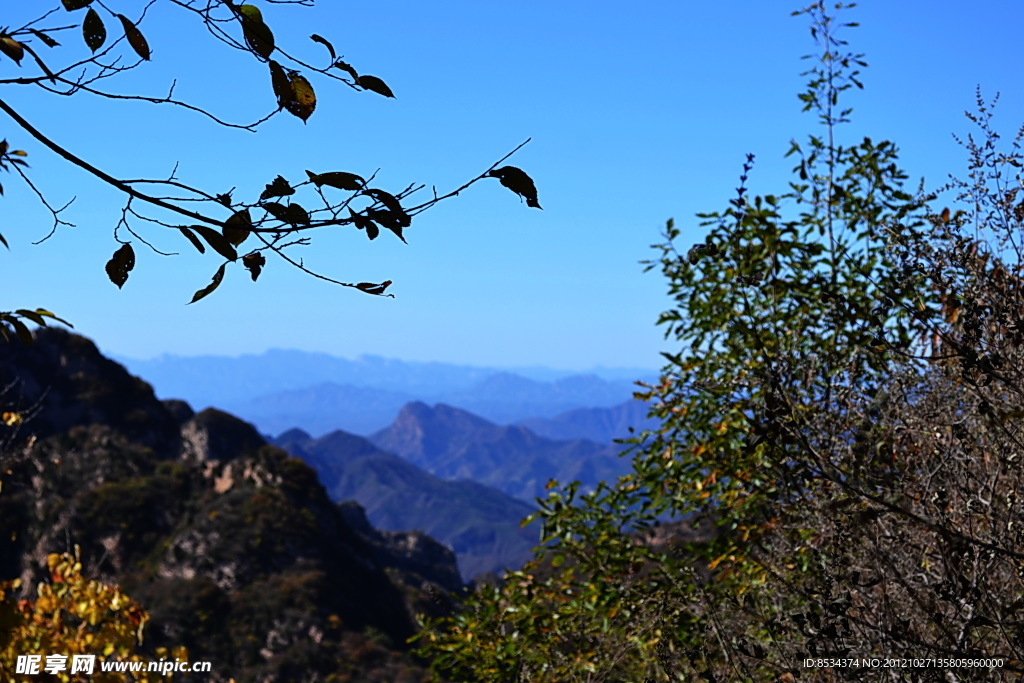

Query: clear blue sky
[3,1,1022,370]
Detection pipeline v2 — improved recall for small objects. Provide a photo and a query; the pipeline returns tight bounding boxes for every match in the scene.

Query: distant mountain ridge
[515,399,661,443]
[370,402,634,502]
[115,349,655,436]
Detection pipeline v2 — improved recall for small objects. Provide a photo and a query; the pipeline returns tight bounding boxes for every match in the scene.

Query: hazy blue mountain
[115,349,655,436]
[272,428,538,579]
[515,399,661,444]
[370,402,633,502]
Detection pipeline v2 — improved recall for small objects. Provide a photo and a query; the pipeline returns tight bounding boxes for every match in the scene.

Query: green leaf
[189,263,226,304]
[61,0,93,10]
[117,14,150,60]
[35,309,73,327]
[189,225,238,261]
[223,209,252,247]
[305,170,364,191]
[237,5,274,59]
[82,8,106,52]
[104,243,134,289]
[357,75,395,98]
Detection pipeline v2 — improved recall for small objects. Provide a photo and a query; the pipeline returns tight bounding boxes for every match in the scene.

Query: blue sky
[3,1,1022,371]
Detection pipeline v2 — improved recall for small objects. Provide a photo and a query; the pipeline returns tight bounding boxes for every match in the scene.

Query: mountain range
[116,349,656,436]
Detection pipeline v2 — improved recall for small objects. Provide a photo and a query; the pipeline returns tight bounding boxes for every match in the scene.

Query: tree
[0,549,189,682]
[417,3,1024,681]
[0,1,538,341]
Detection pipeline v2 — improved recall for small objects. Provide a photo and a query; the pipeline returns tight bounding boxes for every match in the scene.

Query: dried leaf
[242,251,266,282]
[223,209,252,247]
[356,280,393,296]
[310,34,336,61]
[260,175,294,200]
[61,0,93,10]
[488,166,542,209]
[305,170,364,191]
[0,37,25,65]
[104,243,135,289]
[117,14,150,60]
[363,188,410,226]
[189,263,226,304]
[177,226,205,254]
[284,73,316,122]
[356,74,395,98]
[334,59,359,81]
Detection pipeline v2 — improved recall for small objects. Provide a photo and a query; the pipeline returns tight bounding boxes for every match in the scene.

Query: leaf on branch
[260,175,294,200]
[61,0,93,10]
[223,209,252,247]
[215,192,233,207]
[305,170,364,191]
[333,59,359,81]
[488,166,542,209]
[242,251,266,282]
[3,316,33,345]
[117,14,150,61]
[356,280,393,296]
[356,75,395,98]
[237,4,274,59]
[366,209,407,243]
[29,29,60,48]
[82,8,106,53]
[262,202,309,227]
[104,243,135,289]
[177,226,205,254]
[189,225,238,261]
[189,263,226,304]
[268,60,291,108]
[284,73,316,122]
[34,308,72,327]
[349,209,379,240]
[0,231,7,248]
[0,36,25,65]
[362,188,410,226]
[310,34,336,61]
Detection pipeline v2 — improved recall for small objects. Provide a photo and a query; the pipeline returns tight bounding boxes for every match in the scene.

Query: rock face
[0,329,461,682]
[274,429,538,581]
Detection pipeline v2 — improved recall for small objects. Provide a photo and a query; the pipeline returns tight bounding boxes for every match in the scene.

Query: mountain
[370,402,633,502]
[272,429,538,580]
[0,330,462,681]
[116,349,654,436]
[515,399,661,443]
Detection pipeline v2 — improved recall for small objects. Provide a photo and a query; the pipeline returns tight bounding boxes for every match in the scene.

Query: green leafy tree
[0,1,538,340]
[418,3,1024,680]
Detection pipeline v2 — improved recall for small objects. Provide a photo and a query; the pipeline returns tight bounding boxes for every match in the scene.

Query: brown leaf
[268,60,291,108]
[242,251,266,282]
[260,175,294,200]
[0,36,25,65]
[284,73,316,122]
[189,263,227,304]
[488,166,542,209]
[310,34,336,61]
[356,75,395,98]
[356,280,393,296]
[305,170,364,191]
[117,14,150,60]
[104,243,135,289]
[223,209,252,246]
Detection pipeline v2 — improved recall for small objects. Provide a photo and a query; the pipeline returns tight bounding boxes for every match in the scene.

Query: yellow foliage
[0,549,187,682]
